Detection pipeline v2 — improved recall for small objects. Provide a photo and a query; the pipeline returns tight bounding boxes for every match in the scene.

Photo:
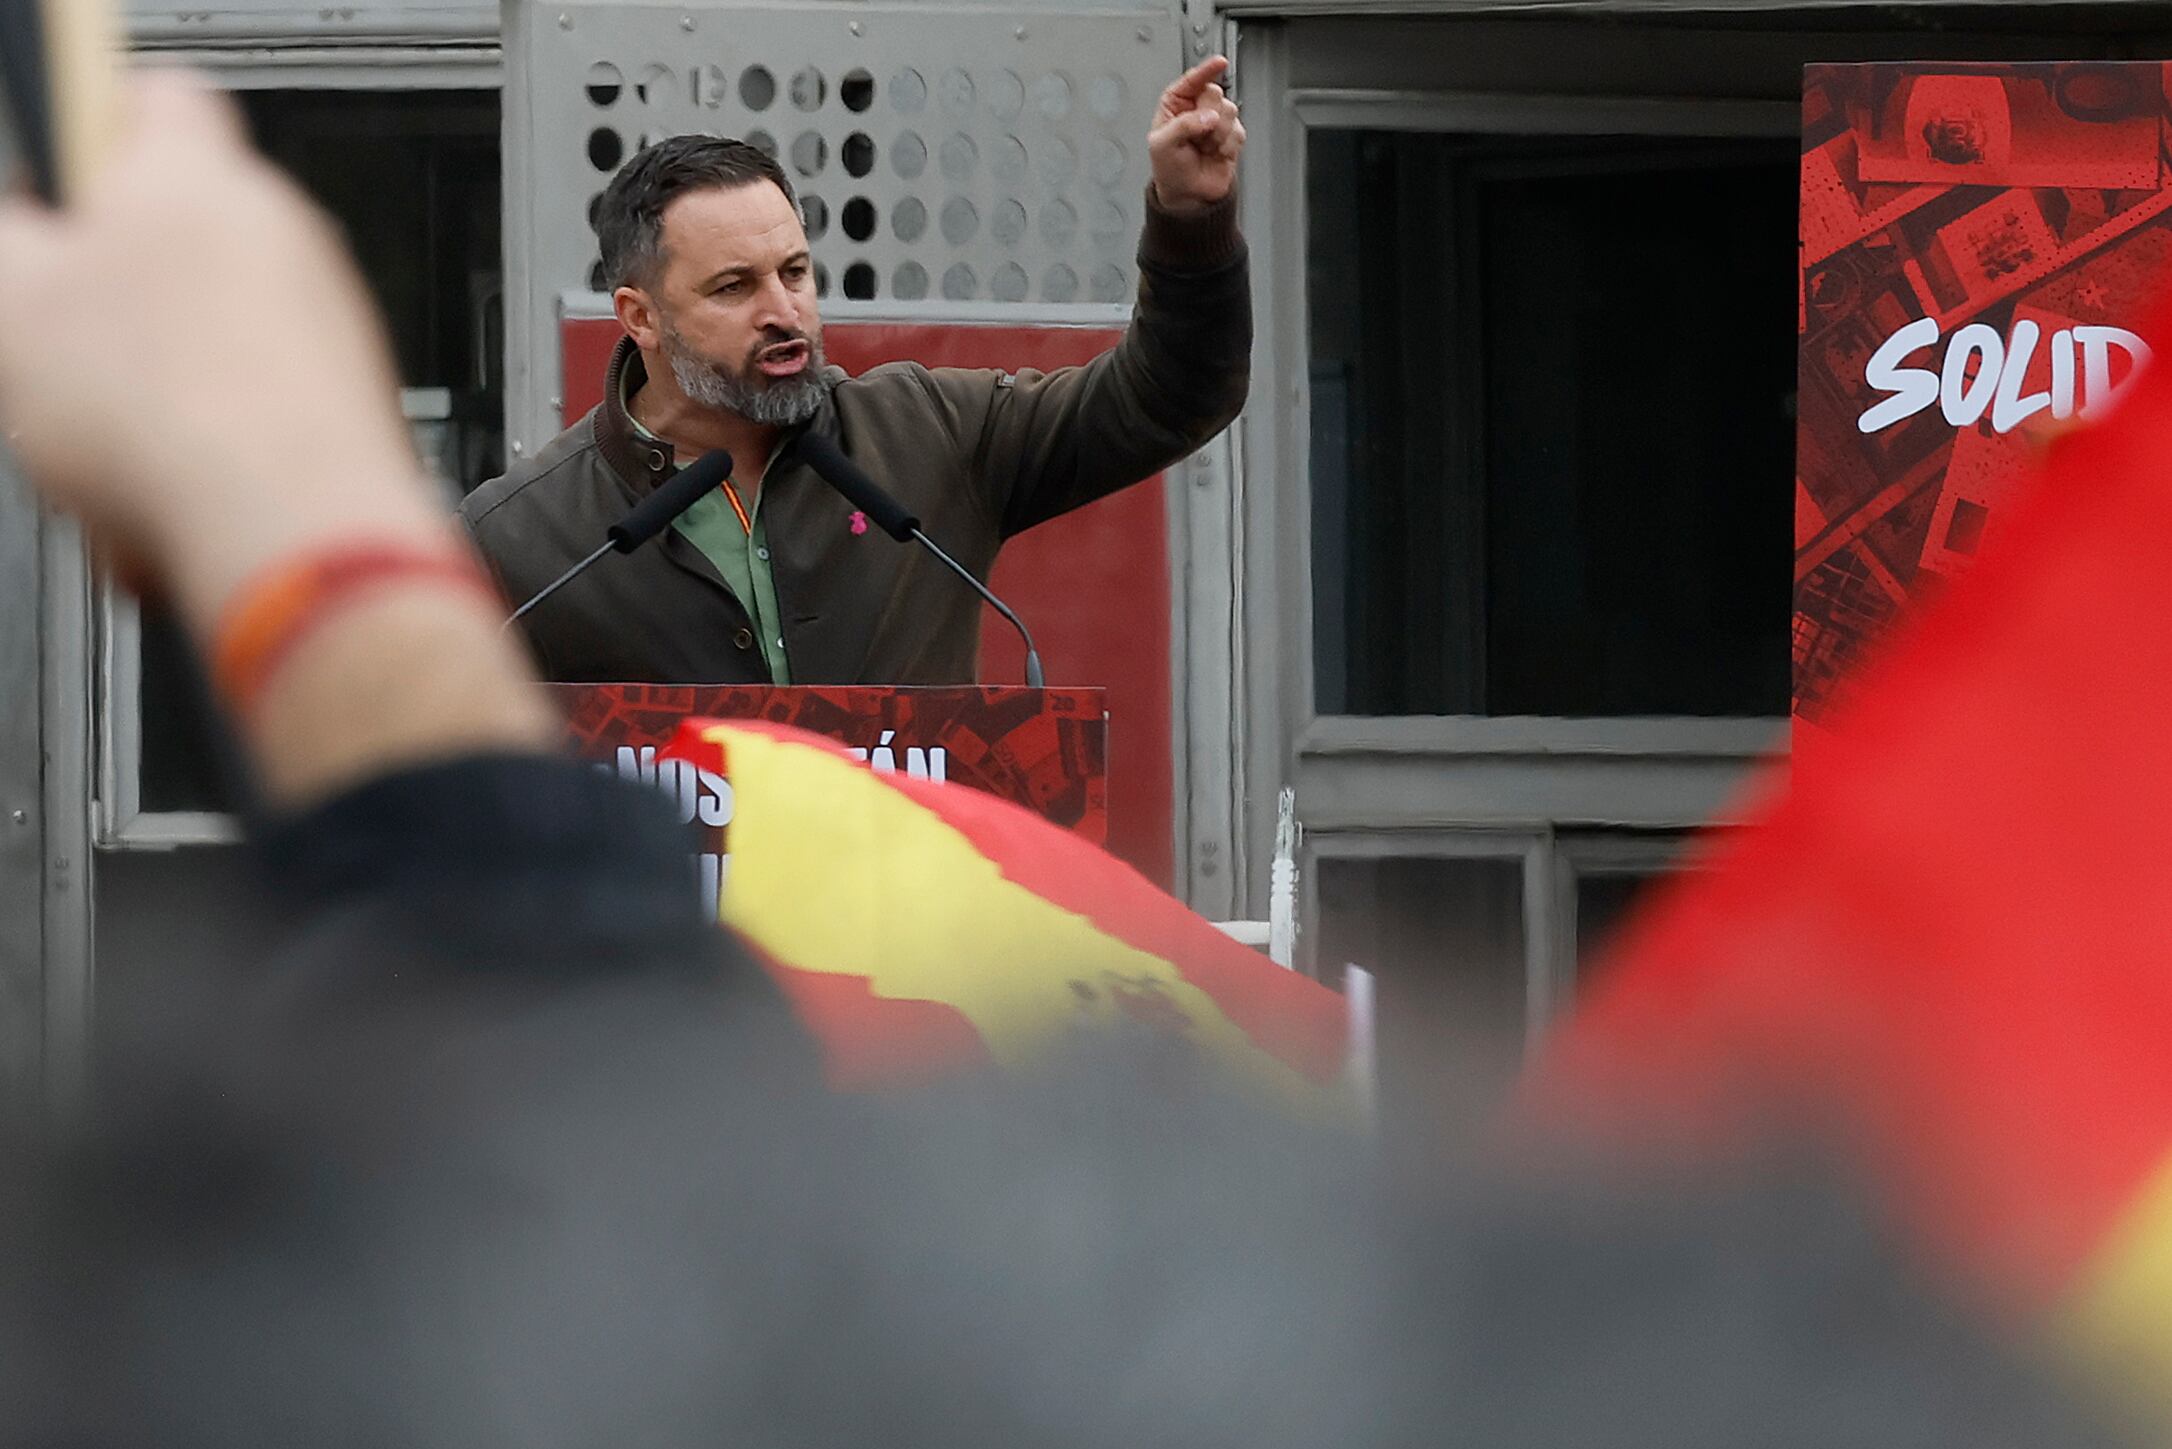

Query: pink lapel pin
[849,510,869,536]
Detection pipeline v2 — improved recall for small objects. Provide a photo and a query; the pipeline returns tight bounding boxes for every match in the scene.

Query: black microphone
[788,432,1045,688]
[506,449,733,626]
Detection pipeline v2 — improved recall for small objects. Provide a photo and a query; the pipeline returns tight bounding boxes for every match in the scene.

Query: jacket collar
[594,334,845,494]
[596,335,675,496]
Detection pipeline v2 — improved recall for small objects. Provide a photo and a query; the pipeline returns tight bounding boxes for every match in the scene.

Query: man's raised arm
[948,56,1253,538]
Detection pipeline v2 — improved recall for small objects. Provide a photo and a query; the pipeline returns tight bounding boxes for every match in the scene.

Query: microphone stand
[909,528,1044,688]
[503,540,612,629]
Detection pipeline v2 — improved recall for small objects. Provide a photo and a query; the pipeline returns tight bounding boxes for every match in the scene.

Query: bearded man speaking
[462,58,1249,685]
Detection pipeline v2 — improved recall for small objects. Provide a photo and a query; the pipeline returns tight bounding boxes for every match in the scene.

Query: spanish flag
[1531,290,2172,1422]
[661,718,1355,1119]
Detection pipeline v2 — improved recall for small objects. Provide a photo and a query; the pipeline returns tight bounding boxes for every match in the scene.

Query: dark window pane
[1574,870,1663,968]
[137,604,235,815]
[241,90,506,496]
[1315,854,1525,1129]
[1309,130,1795,717]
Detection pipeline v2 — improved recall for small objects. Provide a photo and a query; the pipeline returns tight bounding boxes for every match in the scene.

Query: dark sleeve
[949,187,1252,538]
[252,753,804,1026]
[1,755,826,1441]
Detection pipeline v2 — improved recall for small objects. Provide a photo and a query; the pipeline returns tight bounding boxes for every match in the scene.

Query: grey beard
[663,326,832,427]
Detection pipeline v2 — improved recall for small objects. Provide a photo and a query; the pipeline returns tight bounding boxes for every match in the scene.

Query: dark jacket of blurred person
[0,753,2136,1449]
[460,187,1249,686]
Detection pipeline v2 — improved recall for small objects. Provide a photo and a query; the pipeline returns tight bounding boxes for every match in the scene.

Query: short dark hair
[595,135,801,291]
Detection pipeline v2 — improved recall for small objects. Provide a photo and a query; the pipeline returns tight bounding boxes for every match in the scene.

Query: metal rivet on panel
[557,12,571,29]
[682,14,695,30]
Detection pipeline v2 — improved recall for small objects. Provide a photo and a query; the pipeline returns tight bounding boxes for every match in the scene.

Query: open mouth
[755,340,811,378]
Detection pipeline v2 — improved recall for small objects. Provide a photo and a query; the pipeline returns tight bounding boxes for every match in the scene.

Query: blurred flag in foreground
[662,718,1355,1119]
[1531,290,2172,1422]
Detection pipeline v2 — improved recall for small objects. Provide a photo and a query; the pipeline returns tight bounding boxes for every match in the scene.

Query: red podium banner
[551,684,1109,914]
[1795,62,2171,725]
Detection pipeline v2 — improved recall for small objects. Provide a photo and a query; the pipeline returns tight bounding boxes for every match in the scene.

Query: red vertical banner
[1794,62,2172,725]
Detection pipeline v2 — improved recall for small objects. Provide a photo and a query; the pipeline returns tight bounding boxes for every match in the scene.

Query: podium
[550,684,1110,860]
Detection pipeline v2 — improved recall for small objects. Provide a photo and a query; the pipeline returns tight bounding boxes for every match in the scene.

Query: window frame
[95,53,503,851]
[1227,16,1798,999]
[1301,826,1561,1043]
[95,590,243,850]
[1281,82,1801,735]
[1550,827,1703,989]
[1301,823,1711,1047]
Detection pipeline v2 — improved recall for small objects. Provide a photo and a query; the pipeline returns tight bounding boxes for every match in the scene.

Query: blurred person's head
[596,135,829,428]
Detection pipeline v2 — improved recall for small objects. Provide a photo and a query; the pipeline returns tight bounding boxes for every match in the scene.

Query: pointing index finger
[1162,56,1230,106]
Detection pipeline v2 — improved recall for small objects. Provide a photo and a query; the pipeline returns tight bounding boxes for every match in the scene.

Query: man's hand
[1147,57,1245,216]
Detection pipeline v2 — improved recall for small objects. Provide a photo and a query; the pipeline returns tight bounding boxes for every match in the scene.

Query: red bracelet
[211,541,503,716]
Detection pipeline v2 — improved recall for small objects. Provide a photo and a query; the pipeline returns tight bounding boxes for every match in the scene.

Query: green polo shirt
[624,389,792,685]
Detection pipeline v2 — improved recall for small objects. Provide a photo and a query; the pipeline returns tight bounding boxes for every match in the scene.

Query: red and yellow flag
[1530,290,2172,1420]
[662,719,1354,1119]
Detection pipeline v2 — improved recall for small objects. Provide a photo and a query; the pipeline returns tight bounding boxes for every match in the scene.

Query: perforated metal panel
[504,0,1184,454]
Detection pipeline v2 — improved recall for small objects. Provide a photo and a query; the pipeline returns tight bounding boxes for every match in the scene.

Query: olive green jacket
[460,190,1250,685]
